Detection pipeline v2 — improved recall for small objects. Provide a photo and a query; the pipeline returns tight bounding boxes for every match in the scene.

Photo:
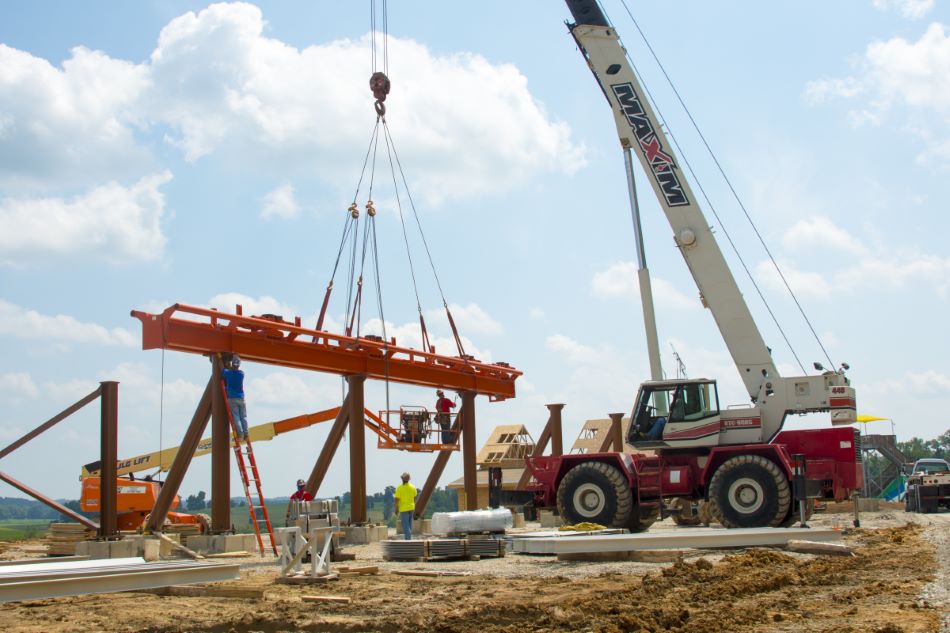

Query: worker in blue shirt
[222,355,248,439]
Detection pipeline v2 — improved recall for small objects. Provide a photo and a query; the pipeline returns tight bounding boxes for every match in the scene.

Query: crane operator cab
[628,379,722,450]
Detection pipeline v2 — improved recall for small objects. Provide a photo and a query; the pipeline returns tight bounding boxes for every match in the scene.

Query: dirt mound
[0,523,940,633]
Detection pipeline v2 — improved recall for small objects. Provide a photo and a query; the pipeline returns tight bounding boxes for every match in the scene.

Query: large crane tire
[556,461,633,528]
[707,455,791,528]
[629,504,659,532]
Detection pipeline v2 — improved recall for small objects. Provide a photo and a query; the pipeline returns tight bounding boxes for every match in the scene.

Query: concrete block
[512,512,526,529]
[75,539,137,559]
[141,538,160,562]
[374,525,389,541]
[212,534,249,553]
[539,510,562,528]
[185,535,212,553]
[396,518,431,536]
[123,536,161,561]
[343,525,372,545]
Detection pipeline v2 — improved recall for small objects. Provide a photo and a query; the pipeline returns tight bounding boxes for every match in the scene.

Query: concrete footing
[75,540,138,560]
[185,534,258,554]
[512,512,526,528]
[343,524,388,545]
[539,510,562,528]
[395,519,430,538]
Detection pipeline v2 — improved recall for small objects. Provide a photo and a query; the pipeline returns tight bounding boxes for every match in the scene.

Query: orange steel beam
[131,304,521,399]
[273,408,341,434]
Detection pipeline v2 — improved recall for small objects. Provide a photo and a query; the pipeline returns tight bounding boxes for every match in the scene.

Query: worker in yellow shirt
[394,472,418,540]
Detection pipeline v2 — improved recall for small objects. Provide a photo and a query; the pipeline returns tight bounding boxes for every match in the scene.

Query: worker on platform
[395,472,417,540]
[285,478,314,525]
[435,389,455,444]
[222,355,249,439]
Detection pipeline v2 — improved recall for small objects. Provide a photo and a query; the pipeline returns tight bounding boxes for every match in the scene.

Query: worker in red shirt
[285,478,314,525]
[435,389,456,444]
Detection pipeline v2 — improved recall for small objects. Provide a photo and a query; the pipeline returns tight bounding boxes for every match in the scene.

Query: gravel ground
[917,514,950,632]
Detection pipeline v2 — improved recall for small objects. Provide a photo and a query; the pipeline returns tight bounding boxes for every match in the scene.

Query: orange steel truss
[132,304,521,399]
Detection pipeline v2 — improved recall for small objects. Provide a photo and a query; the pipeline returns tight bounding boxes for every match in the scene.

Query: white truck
[904,458,950,513]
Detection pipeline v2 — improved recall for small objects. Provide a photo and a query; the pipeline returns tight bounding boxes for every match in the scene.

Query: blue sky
[1,0,948,501]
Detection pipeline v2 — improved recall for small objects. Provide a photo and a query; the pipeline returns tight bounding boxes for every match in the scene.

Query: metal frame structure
[132,304,522,525]
[0,382,118,538]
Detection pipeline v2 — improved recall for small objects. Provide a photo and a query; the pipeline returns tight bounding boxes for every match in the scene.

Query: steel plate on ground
[511,527,841,555]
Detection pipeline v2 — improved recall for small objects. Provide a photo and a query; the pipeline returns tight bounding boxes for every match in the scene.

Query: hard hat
[400,472,410,481]
[296,479,305,486]
[436,389,444,396]
[231,355,241,367]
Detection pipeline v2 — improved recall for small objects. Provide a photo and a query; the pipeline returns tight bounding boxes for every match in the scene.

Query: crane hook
[370,71,391,117]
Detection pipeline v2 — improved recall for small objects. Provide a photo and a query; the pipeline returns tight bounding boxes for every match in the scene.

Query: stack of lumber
[45,523,95,556]
[165,523,201,538]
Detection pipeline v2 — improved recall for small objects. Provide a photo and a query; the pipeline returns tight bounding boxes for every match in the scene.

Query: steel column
[461,392,478,511]
[98,381,119,540]
[0,387,101,461]
[0,472,98,531]
[305,395,351,496]
[348,376,367,523]
[414,407,464,519]
[210,356,230,533]
[548,403,564,456]
[517,404,563,489]
[608,412,625,452]
[146,378,213,533]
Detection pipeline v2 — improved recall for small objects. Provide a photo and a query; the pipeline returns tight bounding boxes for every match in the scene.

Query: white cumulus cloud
[0,300,137,347]
[1,3,584,205]
[0,372,40,399]
[0,44,150,193]
[259,183,300,220]
[591,261,698,310]
[0,172,171,265]
[805,23,950,161]
[425,303,503,336]
[872,0,935,19]
[208,293,299,319]
[781,216,868,256]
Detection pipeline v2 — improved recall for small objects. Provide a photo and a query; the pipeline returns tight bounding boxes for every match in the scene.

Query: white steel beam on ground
[510,527,841,555]
[0,561,234,585]
[0,557,143,575]
[0,561,240,603]
[0,556,90,568]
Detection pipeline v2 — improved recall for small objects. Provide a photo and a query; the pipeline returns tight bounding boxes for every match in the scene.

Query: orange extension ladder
[219,381,278,556]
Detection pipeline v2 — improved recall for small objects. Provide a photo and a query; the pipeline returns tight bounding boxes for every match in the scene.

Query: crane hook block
[370,71,391,116]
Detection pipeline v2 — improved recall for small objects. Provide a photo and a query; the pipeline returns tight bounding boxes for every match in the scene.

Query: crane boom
[564,1,856,441]
[565,1,777,397]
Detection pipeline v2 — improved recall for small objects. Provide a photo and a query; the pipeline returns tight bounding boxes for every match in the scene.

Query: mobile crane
[525,1,863,529]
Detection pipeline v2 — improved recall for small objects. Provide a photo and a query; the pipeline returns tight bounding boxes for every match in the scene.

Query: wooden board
[391,569,470,577]
[275,574,339,585]
[302,595,351,603]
